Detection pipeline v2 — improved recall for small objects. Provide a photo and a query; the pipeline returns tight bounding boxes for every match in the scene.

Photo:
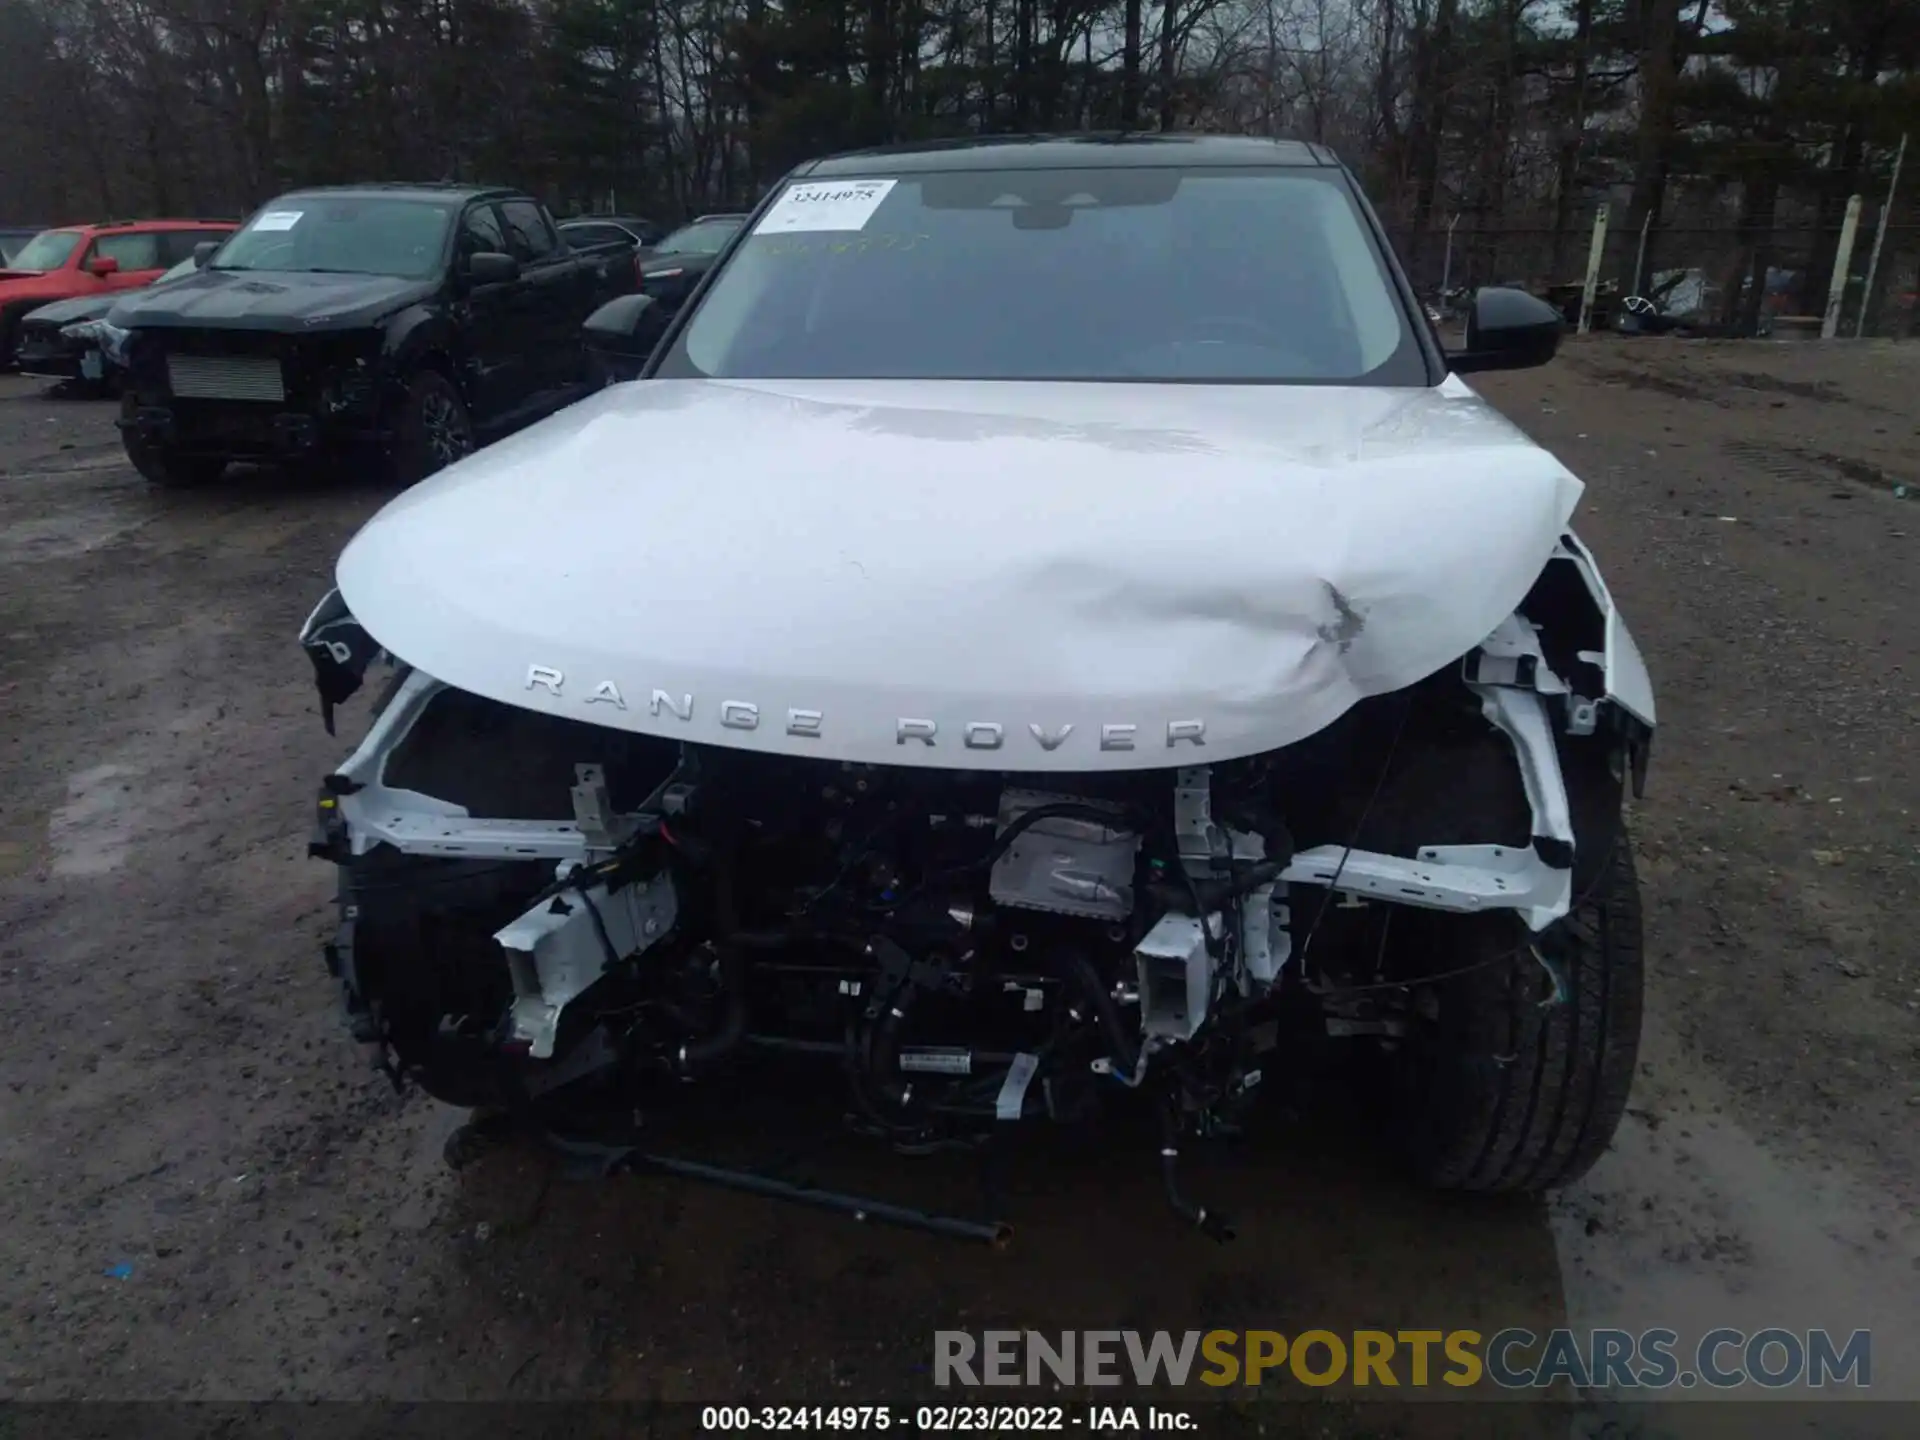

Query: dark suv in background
[109,183,635,487]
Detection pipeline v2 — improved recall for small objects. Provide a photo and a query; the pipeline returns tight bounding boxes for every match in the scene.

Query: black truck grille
[165,353,287,402]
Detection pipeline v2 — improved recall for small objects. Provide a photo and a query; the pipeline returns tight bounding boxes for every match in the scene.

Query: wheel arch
[380,307,469,404]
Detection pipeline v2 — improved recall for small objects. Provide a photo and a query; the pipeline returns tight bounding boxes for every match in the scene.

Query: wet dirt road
[0,342,1915,1435]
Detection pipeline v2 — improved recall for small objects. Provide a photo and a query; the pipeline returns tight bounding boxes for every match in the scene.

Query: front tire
[1398,827,1644,1193]
[387,370,474,485]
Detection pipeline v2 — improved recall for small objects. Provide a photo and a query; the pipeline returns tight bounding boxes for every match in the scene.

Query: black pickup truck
[110,184,636,486]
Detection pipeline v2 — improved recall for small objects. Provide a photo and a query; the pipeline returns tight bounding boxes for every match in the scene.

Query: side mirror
[583,292,660,356]
[88,255,120,277]
[192,240,222,266]
[466,251,520,285]
[1446,287,1563,374]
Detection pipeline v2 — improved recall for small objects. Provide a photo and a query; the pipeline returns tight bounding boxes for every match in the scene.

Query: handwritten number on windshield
[759,233,931,257]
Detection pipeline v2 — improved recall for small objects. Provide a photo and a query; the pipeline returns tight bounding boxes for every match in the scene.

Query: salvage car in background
[558,215,664,253]
[584,213,752,375]
[14,253,205,391]
[0,218,236,367]
[301,136,1655,1242]
[109,184,636,487]
[1,227,47,266]
[629,212,747,323]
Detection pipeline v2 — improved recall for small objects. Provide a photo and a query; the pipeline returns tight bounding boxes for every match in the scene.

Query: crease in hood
[112,268,435,331]
[336,376,1584,771]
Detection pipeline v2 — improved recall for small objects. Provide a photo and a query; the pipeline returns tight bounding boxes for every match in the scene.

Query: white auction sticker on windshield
[753,179,897,235]
[252,211,304,231]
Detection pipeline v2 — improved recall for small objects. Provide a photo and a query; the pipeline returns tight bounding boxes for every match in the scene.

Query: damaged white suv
[302,136,1653,1240]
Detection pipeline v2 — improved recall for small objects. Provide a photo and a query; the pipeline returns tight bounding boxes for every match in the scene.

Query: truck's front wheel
[388,370,473,485]
[1396,829,1644,1194]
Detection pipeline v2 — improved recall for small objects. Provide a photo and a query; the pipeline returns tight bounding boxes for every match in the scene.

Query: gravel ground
[0,338,1915,1434]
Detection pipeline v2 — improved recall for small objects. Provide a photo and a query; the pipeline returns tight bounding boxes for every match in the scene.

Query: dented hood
[336,376,1583,771]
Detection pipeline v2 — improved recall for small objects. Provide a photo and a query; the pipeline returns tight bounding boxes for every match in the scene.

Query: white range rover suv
[301,134,1654,1242]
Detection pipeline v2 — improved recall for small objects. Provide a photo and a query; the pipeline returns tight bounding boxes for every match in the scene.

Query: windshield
[7,230,83,273]
[672,168,1422,384]
[210,197,457,279]
[155,257,200,285]
[655,218,742,257]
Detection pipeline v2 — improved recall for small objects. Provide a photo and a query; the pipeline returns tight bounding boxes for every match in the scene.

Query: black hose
[677,851,749,1074]
[869,985,915,1108]
[677,945,747,1072]
[844,978,919,1124]
[1159,1105,1235,1242]
[1063,951,1139,1082]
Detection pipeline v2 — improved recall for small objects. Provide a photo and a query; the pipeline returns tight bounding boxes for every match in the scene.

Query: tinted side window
[92,232,162,270]
[499,201,557,263]
[461,206,508,258]
[567,223,631,249]
[158,228,229,265]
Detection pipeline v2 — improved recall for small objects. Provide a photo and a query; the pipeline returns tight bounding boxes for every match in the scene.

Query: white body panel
[337,375,1590,771]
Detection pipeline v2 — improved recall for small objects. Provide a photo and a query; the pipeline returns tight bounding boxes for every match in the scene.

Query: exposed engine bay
[302,538,1653,1241]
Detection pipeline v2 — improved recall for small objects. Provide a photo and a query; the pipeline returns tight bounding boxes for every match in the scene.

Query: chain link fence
[1385,216,1920,339]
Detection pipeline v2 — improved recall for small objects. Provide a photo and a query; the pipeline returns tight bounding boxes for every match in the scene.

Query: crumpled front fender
[1554,533,1655,730]
[300,588,386,735]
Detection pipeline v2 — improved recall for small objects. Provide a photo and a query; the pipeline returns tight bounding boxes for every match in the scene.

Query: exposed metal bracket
[1472,616,1608,741]
[1281,840,1566,930]
[497,870,678,1059]
[1242,886,1288,987]
[571,763,640,850]
[1464,613,1571,695]
[1172,766,1215,878]
[1279,651,1579,933]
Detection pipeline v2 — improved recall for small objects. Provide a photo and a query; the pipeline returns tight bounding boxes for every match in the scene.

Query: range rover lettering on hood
[335,375,1587,772]
[523,664,1205,751]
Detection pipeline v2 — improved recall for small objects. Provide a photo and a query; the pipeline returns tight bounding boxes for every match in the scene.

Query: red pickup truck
[0,217,237,367]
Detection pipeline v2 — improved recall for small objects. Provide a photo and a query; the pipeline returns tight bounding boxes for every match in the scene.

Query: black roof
[801,133,1335,177]
[268,183,523,204]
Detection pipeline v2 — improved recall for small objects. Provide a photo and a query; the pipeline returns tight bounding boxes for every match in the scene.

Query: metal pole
[1855,134,1906,339]
[1441,212,1459,298]
[1632,210,1653,296]
[1821,193,1864,339]
[1578,203,1609,334]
